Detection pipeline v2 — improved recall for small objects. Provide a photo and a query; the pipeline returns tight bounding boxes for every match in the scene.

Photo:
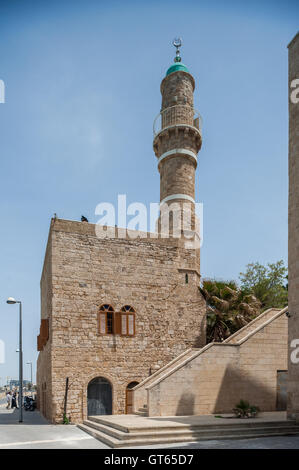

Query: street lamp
[26,361,32,388]
[6,297,23,423]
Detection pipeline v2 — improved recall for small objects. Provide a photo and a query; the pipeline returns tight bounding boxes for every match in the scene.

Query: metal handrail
[153,105,202,137]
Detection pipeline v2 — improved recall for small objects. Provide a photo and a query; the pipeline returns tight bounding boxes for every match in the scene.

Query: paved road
[127,436,299,449]
[0,407,298,449]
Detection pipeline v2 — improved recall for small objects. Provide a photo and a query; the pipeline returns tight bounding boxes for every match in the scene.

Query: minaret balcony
[153,105,202,137]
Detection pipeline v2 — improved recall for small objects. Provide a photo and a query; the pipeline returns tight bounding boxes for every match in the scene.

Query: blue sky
[0,0,297,384]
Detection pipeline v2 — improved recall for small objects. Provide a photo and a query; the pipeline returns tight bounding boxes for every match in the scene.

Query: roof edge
[287,31,299,49]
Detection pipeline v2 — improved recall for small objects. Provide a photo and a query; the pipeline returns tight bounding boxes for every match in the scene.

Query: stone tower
[153,39,202,237]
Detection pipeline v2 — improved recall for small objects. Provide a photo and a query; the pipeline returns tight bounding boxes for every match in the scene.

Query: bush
[233,399,260,418]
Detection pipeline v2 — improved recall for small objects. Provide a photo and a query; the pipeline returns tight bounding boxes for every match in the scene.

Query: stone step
[134,410,148,416]
[87,415,297,433]
[83,418,299,441]
[78,421,299,448]
[78,417,299,448]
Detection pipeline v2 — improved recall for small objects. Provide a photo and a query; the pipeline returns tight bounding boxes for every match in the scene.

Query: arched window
[98,304,136,336]
[120,306,135,336]
[98,304,114,335]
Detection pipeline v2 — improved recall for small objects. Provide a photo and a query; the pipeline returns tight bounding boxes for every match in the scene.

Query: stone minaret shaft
[153,56,202,234]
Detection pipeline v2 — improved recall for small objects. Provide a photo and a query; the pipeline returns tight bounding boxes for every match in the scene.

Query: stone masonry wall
[37,218,206,423]
[36,235,52,419]
[161,71,195,109]
[288,32,299,420]
[160,155,196,202]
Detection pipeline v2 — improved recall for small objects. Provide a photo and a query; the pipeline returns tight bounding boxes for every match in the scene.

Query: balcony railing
[153,105,202,137]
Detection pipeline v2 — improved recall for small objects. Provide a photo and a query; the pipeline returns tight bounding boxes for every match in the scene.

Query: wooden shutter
[114,312,121,335]
[40,319,49,342]
[99,312,106,334]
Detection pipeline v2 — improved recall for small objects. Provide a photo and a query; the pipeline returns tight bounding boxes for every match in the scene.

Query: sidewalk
[0,407,108,449]
[0,407,49,425]
[1,407,299,449]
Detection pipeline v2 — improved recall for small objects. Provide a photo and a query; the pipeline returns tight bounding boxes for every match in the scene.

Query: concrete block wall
[133,349,197,412]
[223,308,281,344]
[145,308,288,416]
[288,32,299,420]
[147,344,240,416]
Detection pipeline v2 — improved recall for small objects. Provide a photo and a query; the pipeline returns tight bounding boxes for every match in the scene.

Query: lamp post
[26,361,32,388]
[6,297,23,423]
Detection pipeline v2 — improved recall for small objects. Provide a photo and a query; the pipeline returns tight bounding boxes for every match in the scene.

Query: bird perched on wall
[81,215,88,222]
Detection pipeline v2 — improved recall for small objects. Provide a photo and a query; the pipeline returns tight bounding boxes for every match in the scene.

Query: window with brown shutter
[98,304,114,334]
[120,306,135,336]
[97,304,135,336]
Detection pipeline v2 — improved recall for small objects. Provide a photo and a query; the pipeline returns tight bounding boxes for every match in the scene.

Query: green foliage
[200,279,261,344]
[63,413,70,424]
[239,260,288,310]
[233,399,260,418]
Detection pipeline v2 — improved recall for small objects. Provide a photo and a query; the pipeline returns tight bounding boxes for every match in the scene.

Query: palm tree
[200,279,261,344]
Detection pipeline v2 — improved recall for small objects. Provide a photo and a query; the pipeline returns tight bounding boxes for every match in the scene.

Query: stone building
[288,31,299,421]
[36,46,207,423]
[37,41,293,426]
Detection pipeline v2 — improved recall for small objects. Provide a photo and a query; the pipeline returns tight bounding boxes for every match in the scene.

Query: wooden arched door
[126,381,139,414]
[87,377,112,416]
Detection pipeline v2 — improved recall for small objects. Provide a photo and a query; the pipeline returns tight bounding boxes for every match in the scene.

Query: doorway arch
[126,381,139,414]
[87,377,112,416]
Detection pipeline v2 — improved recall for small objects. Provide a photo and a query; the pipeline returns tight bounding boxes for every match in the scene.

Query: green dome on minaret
[166,62,189,76]
[166,37,189,76]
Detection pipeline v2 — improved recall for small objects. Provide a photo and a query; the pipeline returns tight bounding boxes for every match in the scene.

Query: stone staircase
[134,405,148,417]
[132,309,282,418]
[223,308,282,344]
[132,306,288,417]
[132,348,201,416]
[78,414,299,448]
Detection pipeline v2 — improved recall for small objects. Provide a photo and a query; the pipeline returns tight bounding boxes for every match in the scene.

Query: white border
[160,194,195,205]
[157,148,197,166]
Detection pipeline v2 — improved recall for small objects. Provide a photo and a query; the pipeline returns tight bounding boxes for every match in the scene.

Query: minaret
[153,39,202,238]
